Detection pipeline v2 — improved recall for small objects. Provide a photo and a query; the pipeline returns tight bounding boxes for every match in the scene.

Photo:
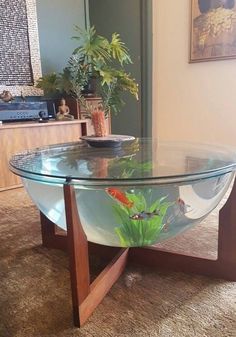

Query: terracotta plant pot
[91,109,108,137]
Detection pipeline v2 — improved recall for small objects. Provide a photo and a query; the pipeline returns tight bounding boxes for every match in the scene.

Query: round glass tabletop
[9,138,236,247]
[9,138,236,186]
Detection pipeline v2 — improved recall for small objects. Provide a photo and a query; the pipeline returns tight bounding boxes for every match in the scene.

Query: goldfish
[106,188,134,208]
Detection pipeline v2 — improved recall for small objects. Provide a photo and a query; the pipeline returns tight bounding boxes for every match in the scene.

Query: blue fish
[129,210,162,220]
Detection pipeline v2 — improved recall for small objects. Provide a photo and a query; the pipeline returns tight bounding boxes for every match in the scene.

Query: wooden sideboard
[0,119,89,191]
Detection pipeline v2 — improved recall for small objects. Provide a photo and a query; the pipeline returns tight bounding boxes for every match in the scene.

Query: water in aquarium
[23,172,234,247]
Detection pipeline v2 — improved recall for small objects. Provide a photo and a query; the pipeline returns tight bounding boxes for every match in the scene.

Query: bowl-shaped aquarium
[10,139,236,247]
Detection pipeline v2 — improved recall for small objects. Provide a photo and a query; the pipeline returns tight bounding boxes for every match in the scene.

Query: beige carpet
[0,188,236,337]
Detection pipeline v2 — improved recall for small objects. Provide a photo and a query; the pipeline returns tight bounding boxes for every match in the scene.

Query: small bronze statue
[56,98,74,121]
[0,90,14,102]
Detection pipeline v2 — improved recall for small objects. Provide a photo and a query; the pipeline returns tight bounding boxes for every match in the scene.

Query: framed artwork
[0,0,42,96]
[190,0,236,62]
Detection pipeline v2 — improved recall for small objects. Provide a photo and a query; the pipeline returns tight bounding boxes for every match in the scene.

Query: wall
[153,0,236,146]
[89,0,142,137]
[36,0,85,74]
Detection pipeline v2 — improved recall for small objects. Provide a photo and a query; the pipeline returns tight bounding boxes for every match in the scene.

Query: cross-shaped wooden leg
[40,178,236,327]
[41,183,128,327]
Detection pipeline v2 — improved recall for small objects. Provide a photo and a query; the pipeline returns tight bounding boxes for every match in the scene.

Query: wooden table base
[40,181,236,327]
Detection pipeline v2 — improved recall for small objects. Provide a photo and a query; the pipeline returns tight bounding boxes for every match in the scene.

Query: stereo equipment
[0,102,49,122]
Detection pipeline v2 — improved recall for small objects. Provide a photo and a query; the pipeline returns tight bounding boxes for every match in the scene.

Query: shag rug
[0,188,236,337]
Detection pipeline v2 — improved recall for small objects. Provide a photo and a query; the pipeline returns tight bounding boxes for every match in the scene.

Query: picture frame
[0,0,42,96]
[190,0,236,63]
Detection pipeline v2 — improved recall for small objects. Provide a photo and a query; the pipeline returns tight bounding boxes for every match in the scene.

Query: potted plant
[37,26,139,136]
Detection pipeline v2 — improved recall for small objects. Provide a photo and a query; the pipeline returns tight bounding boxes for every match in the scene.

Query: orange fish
[106,188,134,208]
[177,198,191,214]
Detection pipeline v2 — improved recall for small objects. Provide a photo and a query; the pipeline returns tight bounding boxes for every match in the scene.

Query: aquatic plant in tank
[106,188,174,247]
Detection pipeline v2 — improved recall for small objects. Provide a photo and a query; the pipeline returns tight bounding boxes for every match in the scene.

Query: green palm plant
[37,26,139,117]
[36,73,60,98]
[72,26,111,66]
[72,26,132,66]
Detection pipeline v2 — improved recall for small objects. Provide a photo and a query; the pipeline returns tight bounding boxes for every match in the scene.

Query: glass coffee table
[10,138,236,327]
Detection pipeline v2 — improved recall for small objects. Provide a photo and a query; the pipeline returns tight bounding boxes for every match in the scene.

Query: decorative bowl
[80,135,135,148]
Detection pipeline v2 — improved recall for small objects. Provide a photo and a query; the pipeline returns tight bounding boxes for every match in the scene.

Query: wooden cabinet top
[0,119,88,130]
